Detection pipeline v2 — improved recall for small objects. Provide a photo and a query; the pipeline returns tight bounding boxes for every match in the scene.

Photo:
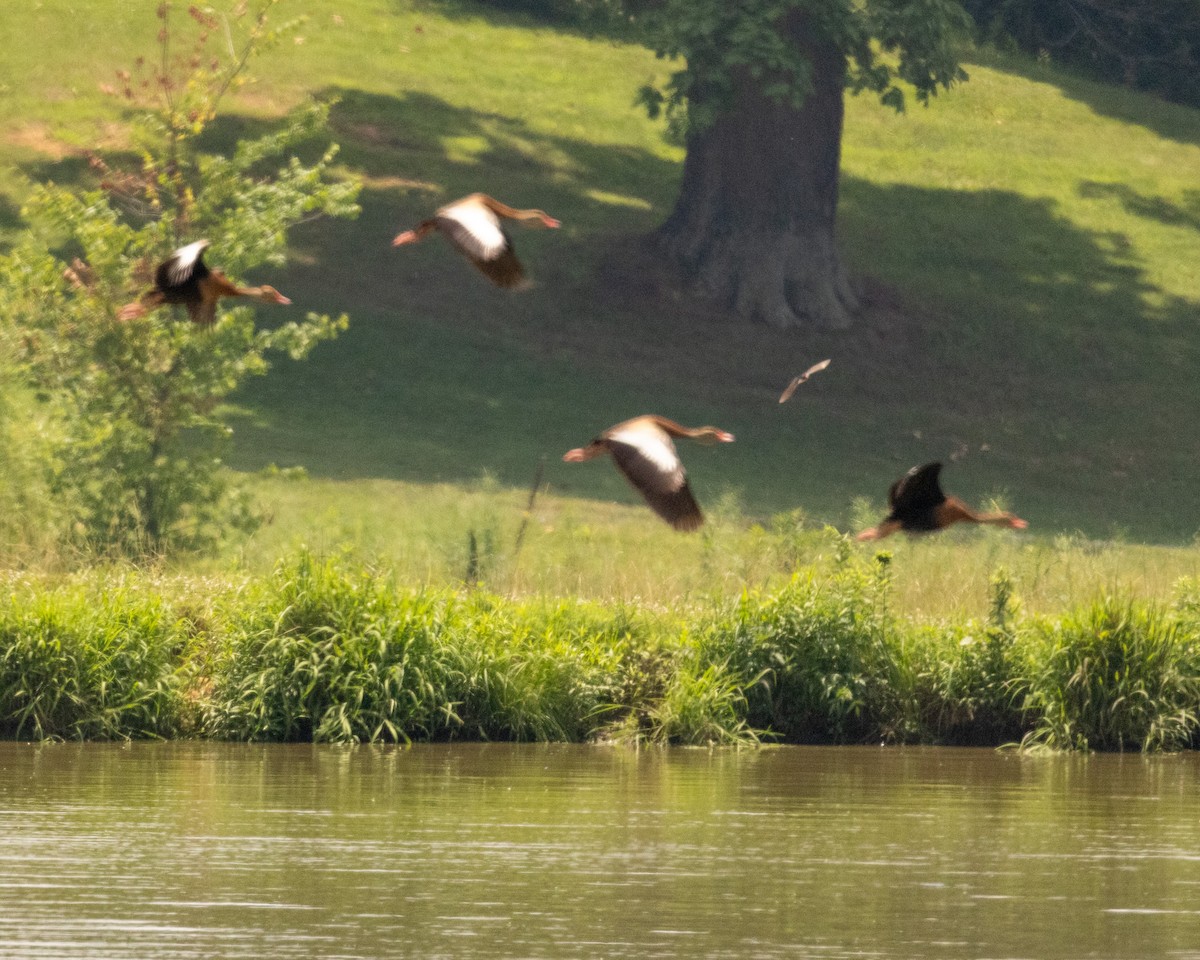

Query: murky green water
[1,743,1198,958]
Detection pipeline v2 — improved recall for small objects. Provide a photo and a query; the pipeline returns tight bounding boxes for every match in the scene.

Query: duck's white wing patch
[605,428,702,529]
[607,423,681,479]
[438,202,508,261]
[164,240,210,286]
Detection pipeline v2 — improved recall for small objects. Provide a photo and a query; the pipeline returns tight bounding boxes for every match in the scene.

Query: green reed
[1015,596,1200,752]
[435,595,621,741]
[695,546,898,744]
[202,552,638,743]
[627,658,761,747]
[3,548,1200,750]
[0,578,183,739]
[902,569,1028,746]
[202,551,456,743]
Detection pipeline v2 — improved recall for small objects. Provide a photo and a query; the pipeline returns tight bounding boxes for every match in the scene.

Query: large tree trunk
[655,16,858,330]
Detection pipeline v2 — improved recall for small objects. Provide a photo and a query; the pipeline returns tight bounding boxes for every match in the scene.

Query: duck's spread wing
[472,246,527,288]
[436,204,508,261]
[158,240,210,291]
[606,437,703,531]
[435,209,526,288]
[778,377,804,405]
[889,462,946,513]
[186,297,218,326]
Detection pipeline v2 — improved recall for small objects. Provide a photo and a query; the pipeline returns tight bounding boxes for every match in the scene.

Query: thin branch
[512,458,546,563]
[208,0,278,115]
[159,3,175,117]
[221,9,237,59]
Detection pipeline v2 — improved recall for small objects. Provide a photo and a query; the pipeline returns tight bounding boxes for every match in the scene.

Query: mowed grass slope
[3,0,1200,573]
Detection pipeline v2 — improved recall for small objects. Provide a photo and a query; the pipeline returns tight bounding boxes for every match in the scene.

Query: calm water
[1,743,1198,959]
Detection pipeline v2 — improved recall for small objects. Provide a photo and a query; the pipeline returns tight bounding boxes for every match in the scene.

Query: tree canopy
[633,0,971,128]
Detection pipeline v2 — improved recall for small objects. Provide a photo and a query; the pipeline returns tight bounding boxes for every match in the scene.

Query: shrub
[698,547,898,743]
[1017,597,1200,751]
[202,552,453,743]
[631,656,759,746]
[204,555,647,744]
[438,596,625,742]
[0,579,184,739]
[0,1,357,559]
[910,569,1028,745]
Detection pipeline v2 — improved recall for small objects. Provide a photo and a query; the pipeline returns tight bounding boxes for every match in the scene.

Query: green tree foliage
[592,0,974,328]
[0,1,359,558]
[966,0,1200,108]
[633,0,972,132]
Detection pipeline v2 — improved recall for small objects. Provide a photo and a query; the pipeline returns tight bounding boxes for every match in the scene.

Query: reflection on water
[1,743,1198,959]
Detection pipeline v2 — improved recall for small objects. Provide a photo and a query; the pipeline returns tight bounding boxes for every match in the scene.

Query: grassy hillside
[3,0,1200,570]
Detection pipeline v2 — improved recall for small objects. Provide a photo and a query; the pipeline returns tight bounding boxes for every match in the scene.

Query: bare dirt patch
[6,122,130,161]
[7,124,72,160]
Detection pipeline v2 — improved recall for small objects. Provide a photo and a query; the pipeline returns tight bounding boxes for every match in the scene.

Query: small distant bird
[856,462,1028,541]
[562,415,735,531]
[778,358,831,403]
[117,240,292,326]
[392,192,560,289]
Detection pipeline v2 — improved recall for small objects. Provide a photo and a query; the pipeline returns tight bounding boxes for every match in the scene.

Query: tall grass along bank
[2,548,1199,751]
[0,577,186,740]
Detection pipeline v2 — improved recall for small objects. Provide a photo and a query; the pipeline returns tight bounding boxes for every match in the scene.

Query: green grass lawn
[3,0,1200,597]
[218,472,1200,619]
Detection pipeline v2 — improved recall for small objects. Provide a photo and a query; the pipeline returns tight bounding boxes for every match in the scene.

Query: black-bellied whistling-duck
[778,358,831,403]
[392,193,560,289]
[562,415,735,531]
[117,240,291,326]
[856,462,1028,541]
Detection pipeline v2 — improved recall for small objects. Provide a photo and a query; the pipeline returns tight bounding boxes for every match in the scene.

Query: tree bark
[655,14,859,330]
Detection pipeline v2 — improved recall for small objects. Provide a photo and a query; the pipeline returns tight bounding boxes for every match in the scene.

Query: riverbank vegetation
[2,2,1200,752]
[2,542,1197,751]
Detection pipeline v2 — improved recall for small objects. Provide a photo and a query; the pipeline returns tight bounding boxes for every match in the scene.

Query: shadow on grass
[0,194,24,249]
[18,86,678,237]
[216,87,1200,543]
[11,84,1200,540]
[1078,181,1200,234]
[840,178,1197,349]
[839,176,1200,435]
[409,0,638,43]
[323,87,677,222]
